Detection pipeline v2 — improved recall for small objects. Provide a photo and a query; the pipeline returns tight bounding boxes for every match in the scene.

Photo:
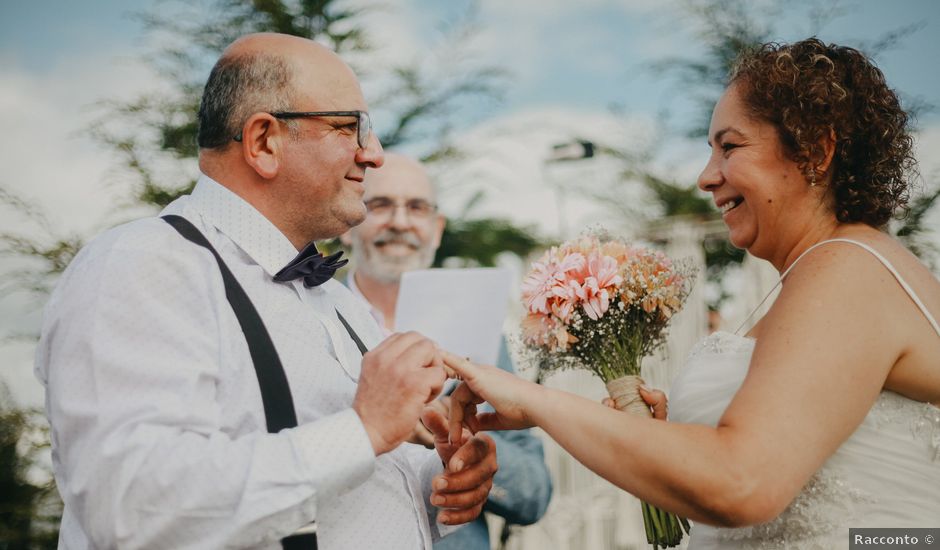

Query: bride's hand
[442,350,539,445]
[601,385,669,420]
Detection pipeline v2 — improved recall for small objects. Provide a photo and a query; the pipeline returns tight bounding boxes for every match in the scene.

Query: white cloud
[0,52,164,236]
[914,122,940,240]
[426,0,693,103]
[338,0,427,72]
[1,340,43,408]
[0,284,44,407]
[915,123,940,178]
[480,0,670,19]
[0,48,165,407]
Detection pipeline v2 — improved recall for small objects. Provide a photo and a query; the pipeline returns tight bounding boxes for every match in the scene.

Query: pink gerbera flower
[521,251,585,315]
[576,253,623,320]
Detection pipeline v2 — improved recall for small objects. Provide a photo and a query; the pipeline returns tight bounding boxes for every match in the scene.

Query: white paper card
[394,268,512,365]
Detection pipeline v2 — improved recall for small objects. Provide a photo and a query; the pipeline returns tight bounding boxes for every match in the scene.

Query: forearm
[40,238,382,546]
[524,385,773,526]
[55,408,375,548]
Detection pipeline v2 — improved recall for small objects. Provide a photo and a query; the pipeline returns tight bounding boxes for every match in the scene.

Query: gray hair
[197,51,295,149]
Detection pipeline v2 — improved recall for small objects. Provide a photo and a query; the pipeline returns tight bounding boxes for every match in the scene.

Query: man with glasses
[234,110,372,149]
[341,153,553,550]
[36,33,496,550]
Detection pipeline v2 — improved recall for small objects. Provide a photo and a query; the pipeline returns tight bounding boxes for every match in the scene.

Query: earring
[809,168,818,187]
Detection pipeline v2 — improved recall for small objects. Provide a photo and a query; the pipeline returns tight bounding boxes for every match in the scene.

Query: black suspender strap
[163,215,300,433]
[335,310,368,355]
[162,215,316,550]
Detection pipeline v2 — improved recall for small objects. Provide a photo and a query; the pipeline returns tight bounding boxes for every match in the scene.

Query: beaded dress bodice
[668,237,940,549]
[669,331,940,549]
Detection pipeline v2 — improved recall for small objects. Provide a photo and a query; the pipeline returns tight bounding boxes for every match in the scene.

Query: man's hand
[353,332,446,456]
[422,402,498,525]
[407,398,449,449]
[406,420,436,449]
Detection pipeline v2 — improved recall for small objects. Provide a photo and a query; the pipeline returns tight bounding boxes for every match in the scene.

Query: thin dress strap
[735,238,940,337]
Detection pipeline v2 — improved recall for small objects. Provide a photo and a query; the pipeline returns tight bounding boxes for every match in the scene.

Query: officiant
[340,152,553,550]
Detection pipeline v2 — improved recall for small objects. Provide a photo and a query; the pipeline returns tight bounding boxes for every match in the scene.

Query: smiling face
[698,84,830,265]
[342,154,445,284]
[269,38,385,243]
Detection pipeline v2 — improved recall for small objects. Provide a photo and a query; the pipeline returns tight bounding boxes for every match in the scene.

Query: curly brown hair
[729,38,916,227]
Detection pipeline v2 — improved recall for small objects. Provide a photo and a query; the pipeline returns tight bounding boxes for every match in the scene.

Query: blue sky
[3,1,939,130]
[485,0,940,125]
[2,0,940,405]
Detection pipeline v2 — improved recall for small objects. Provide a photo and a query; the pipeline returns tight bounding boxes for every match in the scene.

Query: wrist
[352,405,391,456]
[522,384,551,427]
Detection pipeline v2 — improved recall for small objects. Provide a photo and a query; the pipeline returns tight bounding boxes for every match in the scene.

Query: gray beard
[350,235,435,285]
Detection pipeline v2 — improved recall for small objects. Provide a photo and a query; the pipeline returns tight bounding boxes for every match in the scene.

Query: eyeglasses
[364,197,438,219]
[233,110,372,148]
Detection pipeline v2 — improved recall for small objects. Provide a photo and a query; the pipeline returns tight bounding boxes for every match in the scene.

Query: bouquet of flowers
[520,230,696,549]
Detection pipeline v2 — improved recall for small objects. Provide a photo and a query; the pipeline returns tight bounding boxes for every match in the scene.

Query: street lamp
[544,140,595,238]
[548,140,594,162]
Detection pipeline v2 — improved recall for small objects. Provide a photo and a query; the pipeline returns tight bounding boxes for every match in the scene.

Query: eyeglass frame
[363,197,439,220]
[233,110,372,149]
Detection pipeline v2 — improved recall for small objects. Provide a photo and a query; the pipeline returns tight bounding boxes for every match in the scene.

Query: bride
[441,38,940,548]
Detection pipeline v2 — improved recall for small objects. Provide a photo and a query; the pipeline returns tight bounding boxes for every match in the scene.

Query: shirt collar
[346,271,391,336]
[189,173,300,278]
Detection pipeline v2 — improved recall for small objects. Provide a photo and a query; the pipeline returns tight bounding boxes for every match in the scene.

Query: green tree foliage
[83,0,542,267]
[2,0,543,302]
[0,386,60,550]
[91,0,511,208]
[894,173,940,268]
[641,173,714,218]
[90,0,381,205]
[435,218,547,268]
[638,174,746,293]
[0,189,83,302]
[651,0,776,138]
[653,0,927,138]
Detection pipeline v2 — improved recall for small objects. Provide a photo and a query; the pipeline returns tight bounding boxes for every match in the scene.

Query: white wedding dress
[669,239,940,549]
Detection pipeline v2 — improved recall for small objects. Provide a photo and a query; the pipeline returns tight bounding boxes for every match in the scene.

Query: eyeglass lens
[358,112,371,148]
[365,198,436,218]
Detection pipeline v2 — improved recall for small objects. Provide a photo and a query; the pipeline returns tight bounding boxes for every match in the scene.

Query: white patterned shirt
[35,174,450,550]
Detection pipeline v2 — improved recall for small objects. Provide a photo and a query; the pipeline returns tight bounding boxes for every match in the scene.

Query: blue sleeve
[480,337,553,525]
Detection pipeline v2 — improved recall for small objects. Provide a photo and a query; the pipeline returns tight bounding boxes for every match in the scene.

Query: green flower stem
[648,500,664,539]
[666,506,679,543]
[658,506,670,543]
[642,501,654,542]
[565,303,693,547]
[657,506,666,539]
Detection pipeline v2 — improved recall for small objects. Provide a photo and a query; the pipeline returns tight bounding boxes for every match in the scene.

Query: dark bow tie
[273,242,348,288]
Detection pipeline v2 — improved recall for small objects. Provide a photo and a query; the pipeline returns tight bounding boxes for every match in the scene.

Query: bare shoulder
[718,235,921,500]
[707,232,940,515]
[764,232,940,388]
[752,238,893,367]
[780,233,940,322]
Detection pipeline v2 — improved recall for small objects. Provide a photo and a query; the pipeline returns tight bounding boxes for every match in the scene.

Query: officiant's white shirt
[35,174,451,550]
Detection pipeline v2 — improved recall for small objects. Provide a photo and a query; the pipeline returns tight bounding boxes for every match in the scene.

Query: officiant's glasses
[364,197,438,220]
[233,110,372,149]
